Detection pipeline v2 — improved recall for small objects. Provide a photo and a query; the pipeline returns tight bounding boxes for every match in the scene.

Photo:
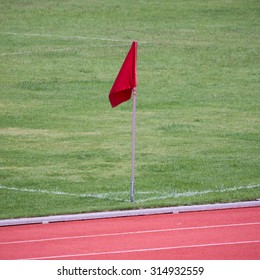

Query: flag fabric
[109,41,137,108]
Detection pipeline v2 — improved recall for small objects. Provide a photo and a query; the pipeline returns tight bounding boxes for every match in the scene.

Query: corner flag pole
[130,87,137,203]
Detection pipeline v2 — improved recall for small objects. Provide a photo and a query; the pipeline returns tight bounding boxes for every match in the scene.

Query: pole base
[130,181,135,203]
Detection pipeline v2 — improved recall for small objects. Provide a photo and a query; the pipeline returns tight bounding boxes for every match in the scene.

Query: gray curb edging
[1,200,260,227]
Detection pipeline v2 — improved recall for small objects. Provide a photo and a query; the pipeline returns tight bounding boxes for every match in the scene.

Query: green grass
[0,0,259,219]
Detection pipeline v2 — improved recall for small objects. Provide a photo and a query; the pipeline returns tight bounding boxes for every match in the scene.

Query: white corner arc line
[0,185,122,201]
[1,185,260,227]
[1,222,259,245]
[25,240,260,260]
[138,184,260,202]
[1,184,259,202]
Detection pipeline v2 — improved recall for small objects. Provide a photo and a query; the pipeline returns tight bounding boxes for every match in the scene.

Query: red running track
[0,207,259,260]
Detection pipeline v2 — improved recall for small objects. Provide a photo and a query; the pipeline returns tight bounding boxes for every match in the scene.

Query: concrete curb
[1,200,260,227]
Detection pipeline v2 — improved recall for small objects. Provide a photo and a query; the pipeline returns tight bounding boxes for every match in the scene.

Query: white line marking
[0,185,123,201]
[1,184,259,203]
[139,184,260,202]
[25,240,260,260]
[173,184,260,198]
[1,222,259,245]
[0,44,135,57]
[0,32,142,43]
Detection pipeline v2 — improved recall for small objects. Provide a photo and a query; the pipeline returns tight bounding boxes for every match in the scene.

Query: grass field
[0,0,259,219]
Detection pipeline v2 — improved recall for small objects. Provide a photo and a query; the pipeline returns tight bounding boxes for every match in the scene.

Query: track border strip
[1,200,260,227]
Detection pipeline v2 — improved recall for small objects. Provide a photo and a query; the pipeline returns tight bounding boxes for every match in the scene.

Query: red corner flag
[109,41,137,108]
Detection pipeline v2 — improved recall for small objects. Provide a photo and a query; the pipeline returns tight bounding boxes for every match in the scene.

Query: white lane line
[25,240,260,260]
[1,222,259,245]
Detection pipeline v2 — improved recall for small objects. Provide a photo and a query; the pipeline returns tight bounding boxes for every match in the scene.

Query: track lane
[0,207,259,260]
[9,224,260,259]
